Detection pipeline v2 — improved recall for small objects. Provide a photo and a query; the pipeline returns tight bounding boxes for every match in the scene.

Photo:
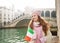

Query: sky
[0,0,55,11]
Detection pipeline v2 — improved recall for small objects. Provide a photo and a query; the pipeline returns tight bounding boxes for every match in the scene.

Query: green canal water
[0,27,27,43]
[0,27,57,43]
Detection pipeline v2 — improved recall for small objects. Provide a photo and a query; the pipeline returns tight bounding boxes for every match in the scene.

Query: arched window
[45,11,50,17]
[0,23,2,27]
[51,11,56,18]
[4,21,6,25]
[41,11,44,17]
[8,21,10,24]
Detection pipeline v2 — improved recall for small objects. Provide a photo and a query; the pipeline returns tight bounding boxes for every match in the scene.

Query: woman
[25,10,52,43]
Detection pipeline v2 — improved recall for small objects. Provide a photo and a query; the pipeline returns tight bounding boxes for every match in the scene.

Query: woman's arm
[28,19,33,26]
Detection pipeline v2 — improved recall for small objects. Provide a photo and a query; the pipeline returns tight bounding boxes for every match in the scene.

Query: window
[0,18,1,19]
[4,21,6,25]
[8,21,10,24]
[41,11,44,17]
[0,14,1,19]
[45,11,50,17]
[51,11,56,18]
[0,14,1,16]
[4,18,6,19]
[0,23,2,27]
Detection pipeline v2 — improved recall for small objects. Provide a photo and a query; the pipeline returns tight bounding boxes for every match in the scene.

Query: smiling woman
[0,0,56,43]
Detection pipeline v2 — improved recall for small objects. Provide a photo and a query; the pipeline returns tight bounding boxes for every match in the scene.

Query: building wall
[56,0,60,41]
[0,7,23,27]
[0,7,14,27]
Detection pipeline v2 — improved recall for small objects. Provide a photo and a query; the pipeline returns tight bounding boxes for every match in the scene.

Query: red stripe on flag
[24,36,31,41]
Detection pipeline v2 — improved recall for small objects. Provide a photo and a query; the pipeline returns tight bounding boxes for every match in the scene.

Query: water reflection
[0,28,27,43]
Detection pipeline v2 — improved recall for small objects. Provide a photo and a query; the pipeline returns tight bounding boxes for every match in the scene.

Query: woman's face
[32,13,38,22]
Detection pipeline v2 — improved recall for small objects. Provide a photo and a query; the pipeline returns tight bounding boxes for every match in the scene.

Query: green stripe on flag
[28,27,34,34]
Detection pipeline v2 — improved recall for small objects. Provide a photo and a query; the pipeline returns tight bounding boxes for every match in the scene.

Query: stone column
[56,0,60,42]
[44,11,45,18]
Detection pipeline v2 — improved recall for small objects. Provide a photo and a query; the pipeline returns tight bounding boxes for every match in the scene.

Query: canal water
[0,27,27,43]
[0,27,58,43]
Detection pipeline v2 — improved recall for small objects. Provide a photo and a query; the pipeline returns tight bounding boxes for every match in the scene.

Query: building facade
[0,7,14,27]
[0,7,22,28]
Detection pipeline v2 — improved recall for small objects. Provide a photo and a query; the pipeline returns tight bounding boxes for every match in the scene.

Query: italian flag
[24,26,35,41]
